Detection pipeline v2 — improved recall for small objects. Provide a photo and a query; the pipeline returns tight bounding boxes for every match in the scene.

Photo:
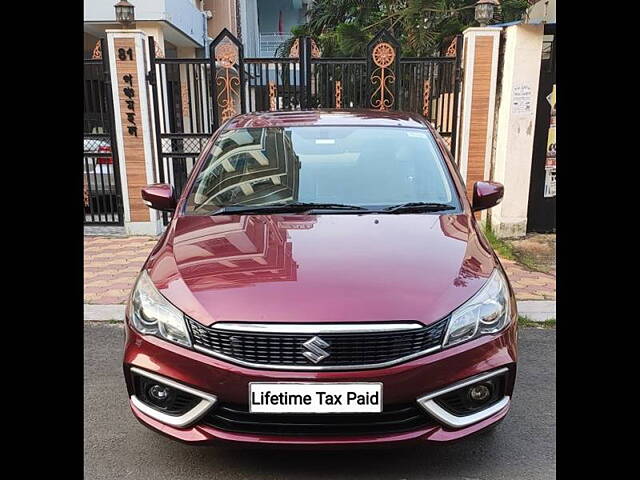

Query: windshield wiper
[210,202,370,215]
[382,202,456,213]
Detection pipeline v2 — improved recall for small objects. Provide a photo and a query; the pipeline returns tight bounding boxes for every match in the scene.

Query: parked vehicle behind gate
[123,110,517,447]
[83,139,116,191]
[83,138,118,212]
[84,51,122,225]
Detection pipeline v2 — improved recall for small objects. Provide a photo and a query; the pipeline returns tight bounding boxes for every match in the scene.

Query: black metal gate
[147,38,215,201]
[527,25,556,233]
[83,39,124,225]
[147,29,462,223]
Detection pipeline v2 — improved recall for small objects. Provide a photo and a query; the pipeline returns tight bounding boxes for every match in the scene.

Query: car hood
[146,213,497,327]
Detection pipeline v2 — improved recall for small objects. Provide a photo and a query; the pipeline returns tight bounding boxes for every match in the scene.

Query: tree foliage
[277,0,529,57]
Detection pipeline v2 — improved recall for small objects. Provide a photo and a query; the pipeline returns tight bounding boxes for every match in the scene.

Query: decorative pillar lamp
[475,0,499,27]
[115,0,135,29]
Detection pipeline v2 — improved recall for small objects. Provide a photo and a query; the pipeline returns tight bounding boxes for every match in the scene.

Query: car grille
[186,317,449,370]
[201,402,434,436]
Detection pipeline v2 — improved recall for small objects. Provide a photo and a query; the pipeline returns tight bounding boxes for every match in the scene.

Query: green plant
[518,316,556,329]
[274,25,311,57]
[483,224,554,274]
[483,222,516,261]
[280,0,530,58]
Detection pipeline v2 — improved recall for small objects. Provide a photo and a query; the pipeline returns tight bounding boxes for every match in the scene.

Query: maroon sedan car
[124,110,517,446]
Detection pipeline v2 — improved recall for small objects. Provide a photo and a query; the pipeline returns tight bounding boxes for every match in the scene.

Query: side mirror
[472,181,504,212]
[141,183,176,212]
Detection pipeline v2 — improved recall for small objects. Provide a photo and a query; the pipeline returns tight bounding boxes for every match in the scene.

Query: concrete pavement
[517,301,556,321]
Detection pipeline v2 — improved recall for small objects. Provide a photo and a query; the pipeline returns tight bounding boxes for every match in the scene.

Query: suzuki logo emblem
[301,336,330,364]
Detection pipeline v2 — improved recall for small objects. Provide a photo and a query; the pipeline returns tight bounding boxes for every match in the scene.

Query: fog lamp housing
[416,368,511,428]
[148,384,171,403]
[135,374,200,415]
[468,383,492,403]
[436,376,503,415]
[129,367,217,428]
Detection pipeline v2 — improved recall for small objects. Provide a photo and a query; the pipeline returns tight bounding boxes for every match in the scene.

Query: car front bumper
[123,317,517,446]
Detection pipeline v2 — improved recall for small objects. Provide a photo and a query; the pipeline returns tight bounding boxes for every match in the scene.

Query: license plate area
[249,382,383,413]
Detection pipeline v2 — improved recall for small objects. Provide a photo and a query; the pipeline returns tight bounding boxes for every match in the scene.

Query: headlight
[129,271,192,348]
[443,269,512,348]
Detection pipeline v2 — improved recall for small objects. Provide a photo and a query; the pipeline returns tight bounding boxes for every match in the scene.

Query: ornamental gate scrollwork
[210,29,244,124]
[289,38,321,59]
[367,31,400,111]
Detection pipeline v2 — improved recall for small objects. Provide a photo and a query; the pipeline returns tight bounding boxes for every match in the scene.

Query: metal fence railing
[83,40,124,226]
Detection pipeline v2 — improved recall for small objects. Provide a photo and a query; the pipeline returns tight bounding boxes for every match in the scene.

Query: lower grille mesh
[186,318,449,369]
[202,402,434,436]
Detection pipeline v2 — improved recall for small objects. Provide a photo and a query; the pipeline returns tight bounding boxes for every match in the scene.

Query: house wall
[527,0,556,23]
[240,0,260,56]
[84,0,205,47]
[140,22,167,55]
[204,0,238,38]
[257,0,305,34]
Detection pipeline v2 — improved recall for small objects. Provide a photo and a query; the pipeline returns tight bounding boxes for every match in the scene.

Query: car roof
[222,109,431,131]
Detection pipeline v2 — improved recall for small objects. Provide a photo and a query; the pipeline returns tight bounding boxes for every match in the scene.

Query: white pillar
[106,29,163,236]
[490,24,544,238]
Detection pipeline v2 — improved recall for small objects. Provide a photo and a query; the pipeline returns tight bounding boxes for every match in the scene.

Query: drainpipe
[202,10,208,58]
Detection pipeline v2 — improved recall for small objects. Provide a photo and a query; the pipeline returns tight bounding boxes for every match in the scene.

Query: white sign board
[249,382,383,413]
[511,84,533,116]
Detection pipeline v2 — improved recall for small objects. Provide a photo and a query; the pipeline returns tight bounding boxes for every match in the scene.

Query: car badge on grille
[301,336,330,363]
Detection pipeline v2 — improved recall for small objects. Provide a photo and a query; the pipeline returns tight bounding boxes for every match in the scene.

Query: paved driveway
[84,324,555,480]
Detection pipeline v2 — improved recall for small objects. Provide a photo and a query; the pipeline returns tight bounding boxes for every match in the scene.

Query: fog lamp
[148,384,171,402]
[469,384,491,402]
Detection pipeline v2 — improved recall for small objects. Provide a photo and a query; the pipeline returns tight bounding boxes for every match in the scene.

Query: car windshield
[185,126,458,214]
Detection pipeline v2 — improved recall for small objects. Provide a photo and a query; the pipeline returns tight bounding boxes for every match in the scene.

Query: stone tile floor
[498,258,555,300]
[84,236,158,304]
[84,236,556,305]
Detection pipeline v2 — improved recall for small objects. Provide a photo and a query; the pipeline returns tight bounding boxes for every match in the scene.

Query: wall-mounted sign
[122,73,137,136]
[114,39,142,143]
[511,84,533,116]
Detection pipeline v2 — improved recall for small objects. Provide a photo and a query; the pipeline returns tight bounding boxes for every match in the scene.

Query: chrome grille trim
[187,318,448,371]
[210,322,425,334]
